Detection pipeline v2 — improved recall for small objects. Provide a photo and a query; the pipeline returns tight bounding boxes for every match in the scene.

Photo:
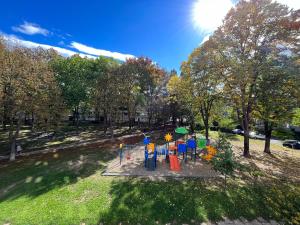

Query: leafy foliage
[212,133,237,188]
[211,0,299,156]
[292,108,300,127]
[0,40,64,160]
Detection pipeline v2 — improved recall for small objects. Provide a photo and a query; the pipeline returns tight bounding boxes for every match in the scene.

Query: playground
[103,127,219,178]
[1,127,299,225]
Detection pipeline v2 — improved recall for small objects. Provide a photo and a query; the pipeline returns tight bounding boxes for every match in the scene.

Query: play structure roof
[175,127,189,134]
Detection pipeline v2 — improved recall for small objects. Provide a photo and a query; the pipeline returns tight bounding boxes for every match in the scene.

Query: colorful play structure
[143,127,217,172]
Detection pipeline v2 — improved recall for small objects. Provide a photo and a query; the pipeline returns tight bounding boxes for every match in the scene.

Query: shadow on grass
[0,145,117,201]
[0,124,142,156]
[98,179,300,225]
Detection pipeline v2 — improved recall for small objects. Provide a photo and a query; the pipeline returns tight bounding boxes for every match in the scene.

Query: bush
[211,133,237,189]
[272,127,295,140]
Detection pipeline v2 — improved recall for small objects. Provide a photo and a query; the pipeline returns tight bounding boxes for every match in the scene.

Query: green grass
[1,143,300,225]
[196,130,243,141]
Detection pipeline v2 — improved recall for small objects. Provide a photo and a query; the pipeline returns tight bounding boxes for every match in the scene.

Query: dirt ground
[103,143,219,178]
[232,139,300,182]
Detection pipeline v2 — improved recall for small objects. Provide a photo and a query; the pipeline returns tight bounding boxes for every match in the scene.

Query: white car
[249,131,265,139]
[249,131,257,138]
[232,129,243,135]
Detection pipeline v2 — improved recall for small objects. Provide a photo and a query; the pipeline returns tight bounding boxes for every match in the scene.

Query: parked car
[249,131,265,140]
[249,131,256,138]
[232,129,243,135]
[283,140,300,149]
[254,133,265,140]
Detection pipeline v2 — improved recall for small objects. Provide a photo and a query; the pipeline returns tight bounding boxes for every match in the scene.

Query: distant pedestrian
[16,144,22,155]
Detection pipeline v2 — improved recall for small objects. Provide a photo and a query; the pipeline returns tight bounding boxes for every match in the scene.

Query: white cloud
[274,0,300,10]
[12,22,50,36]
[1,33,134,61]
[192,0,234,33]
[2,33,96,59]
[70,41,135,61]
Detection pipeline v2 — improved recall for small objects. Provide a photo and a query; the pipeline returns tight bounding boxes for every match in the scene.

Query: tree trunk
[203,118,209,139]
[224,174,227,190]
[172,115,176,125]
[31,112,35,132]
[190,122,195,134]
[110,119,114,139]
[103,109,108,134]
[190,116,195,134]
[72,109,76,125]
[179,116,182,126]
[148,116,151,128]
[264,121,272,154]
[2,91,7,131]
[243,123,250,157]
[2,107,7,131]
[1,120,6,131]
[9,114,22,161]
[8,119,14,161]
[75,106,79,133]
[128,108,132,130]
[200,105,210,140]
[10,136,16,161]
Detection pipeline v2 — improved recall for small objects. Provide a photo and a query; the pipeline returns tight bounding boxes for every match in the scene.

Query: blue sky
[0,0,298,72]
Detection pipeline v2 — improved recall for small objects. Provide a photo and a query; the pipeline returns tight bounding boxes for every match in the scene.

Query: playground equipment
[202,145,217,161]
[175,127,189,135]
[142,128,217,172]
[119,143,136,165]
[143,137,158,171]
[169,155,181,171]
[147,143,155,153]
[177,143,187,162]
[187,139,197,160]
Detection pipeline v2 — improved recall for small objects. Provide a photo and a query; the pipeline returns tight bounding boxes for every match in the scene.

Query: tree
[0,39,62,160]
[166,73,183,125]
[51,55,94,130]
[211,133,237,189]
[181,40,223,138]
[116,59,143,129]
[92,57,119,126]
[255,52,299,153]
[24,48,65,132]
[121,57,165,127]
[213,0,297,156]
[92,57,120,134]
[0,37,8,130]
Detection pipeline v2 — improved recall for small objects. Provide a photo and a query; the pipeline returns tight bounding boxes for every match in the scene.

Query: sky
[0,0,299,72]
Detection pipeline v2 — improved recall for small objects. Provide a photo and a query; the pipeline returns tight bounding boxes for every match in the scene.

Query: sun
[192,0,234,32]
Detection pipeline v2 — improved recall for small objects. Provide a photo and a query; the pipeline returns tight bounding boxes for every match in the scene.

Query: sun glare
[192,0,234,32]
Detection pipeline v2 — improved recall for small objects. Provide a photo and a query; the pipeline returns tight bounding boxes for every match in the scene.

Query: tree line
[170,0,300,156]
[0,39,171,160]
[0,0,299,161]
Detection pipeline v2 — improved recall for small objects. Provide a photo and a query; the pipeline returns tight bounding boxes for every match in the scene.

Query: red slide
[169,155,181,171]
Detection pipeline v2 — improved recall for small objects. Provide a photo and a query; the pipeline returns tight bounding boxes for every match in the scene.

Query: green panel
[197,138,206,149]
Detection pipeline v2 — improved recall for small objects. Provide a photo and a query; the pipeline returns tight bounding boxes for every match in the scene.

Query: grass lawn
[1,132,300,225]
